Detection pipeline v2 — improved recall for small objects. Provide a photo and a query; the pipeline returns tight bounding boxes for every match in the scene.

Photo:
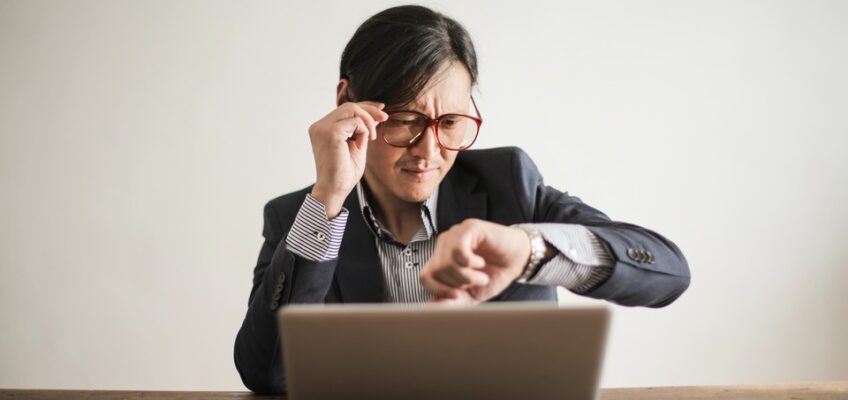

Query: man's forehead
[405,89,471,114]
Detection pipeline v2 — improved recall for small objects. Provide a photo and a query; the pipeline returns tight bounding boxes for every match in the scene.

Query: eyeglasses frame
[378,96,483,151]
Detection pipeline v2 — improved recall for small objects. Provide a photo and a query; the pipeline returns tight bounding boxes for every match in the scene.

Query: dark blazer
[234,146,690,394]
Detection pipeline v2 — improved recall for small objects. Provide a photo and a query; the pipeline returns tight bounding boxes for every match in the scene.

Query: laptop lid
[280,302,610,400]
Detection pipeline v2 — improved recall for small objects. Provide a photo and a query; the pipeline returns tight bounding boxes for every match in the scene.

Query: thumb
[453,230,486,269]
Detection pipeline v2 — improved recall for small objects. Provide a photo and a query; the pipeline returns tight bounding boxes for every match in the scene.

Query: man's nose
[408,125,440,159]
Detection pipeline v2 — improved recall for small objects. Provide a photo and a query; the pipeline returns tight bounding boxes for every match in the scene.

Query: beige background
[1,0,846,391]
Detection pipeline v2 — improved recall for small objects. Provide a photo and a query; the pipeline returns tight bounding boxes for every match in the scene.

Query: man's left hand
[419,219,532,305]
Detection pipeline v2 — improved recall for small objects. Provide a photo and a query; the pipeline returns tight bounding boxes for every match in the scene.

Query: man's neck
[363,180,424,245]
[363,179,424,244]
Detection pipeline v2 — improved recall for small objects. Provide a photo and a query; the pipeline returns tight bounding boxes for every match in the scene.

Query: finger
[347,118,369,154]
[337,116,369,142]
[357,100,386,112]
[429,292,475,306]
[450,238,485,269]
[434,268,465,288]
[428,295,461,305]
[335,103,379,140]
[420,269,463,298]
[436,266,490,289]
[357,105,389,142]
[356,102,389,124]
[351,102,390,129]
[351,105,379,141]
[448,227,476,266]
[455,267,490,287]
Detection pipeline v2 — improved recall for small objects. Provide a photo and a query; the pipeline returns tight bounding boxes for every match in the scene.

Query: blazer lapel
[436,164,518,302]
[334,192,384,303]
[437,163,488,231]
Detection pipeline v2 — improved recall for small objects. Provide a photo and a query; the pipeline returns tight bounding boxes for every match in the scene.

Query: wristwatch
[513,224,547,284]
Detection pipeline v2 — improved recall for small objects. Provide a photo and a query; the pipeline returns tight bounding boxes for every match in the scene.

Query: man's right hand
[308,101,388,218]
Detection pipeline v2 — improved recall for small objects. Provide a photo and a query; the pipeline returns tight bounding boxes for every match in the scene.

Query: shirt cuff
[285,193,349,261]
[524,223,614,293]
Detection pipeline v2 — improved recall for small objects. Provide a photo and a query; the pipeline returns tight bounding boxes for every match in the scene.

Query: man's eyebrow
[400,103,465,116]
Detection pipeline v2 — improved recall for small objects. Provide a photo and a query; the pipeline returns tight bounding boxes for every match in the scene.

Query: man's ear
[336,79,350,107]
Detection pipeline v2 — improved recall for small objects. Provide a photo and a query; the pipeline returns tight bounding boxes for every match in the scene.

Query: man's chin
[395,184,438,203]
[398,193,433,203]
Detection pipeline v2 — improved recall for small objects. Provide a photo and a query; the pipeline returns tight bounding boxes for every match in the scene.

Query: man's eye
[386,113,421,123]
[441,117,461,127]
[385,118,421,128]
[384,118,414,127]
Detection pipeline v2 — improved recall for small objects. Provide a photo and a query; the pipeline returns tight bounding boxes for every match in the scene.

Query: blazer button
[627,248,639,261]
[270,301,279,310]
[277,272,286,284]
[272,292,281,301]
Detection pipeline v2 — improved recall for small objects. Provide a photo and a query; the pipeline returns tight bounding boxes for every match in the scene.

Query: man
[235,5,690,394]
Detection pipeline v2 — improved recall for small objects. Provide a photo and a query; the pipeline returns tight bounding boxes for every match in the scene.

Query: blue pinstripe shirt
[285,182,613,302]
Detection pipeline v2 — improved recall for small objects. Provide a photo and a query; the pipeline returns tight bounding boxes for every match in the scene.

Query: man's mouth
[401,168,437,179]
[399,159,440,179]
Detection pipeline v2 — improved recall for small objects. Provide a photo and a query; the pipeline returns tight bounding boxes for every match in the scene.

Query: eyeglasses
[377,97,483,151]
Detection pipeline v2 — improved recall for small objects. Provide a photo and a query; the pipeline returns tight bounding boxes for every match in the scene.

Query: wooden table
[1,381,846,399]
[601,382,847,399]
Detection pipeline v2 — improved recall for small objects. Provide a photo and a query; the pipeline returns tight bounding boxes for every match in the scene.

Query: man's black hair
[339,5,478,108]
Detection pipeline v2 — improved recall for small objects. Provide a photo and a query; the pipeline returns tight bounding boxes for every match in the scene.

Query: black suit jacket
[234,146,690,394]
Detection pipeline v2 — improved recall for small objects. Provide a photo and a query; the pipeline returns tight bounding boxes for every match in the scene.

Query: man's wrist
[512,224,548,283]
[310,187,345,219]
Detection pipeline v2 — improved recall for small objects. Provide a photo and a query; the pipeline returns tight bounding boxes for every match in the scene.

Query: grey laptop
[279,302,610,400]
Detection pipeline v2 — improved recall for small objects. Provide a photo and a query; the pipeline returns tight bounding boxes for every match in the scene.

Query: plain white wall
[1,0,846,391]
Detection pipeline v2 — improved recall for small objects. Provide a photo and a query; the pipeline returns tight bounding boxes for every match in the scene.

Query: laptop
[279,302,610,400]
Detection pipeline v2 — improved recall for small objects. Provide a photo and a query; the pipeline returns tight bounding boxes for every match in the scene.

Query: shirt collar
[356,180,439,243]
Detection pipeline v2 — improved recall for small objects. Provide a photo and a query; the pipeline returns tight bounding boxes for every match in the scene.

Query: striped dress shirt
[285,182,614,303]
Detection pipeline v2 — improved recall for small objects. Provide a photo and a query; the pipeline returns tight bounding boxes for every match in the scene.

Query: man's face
[363,61,473,204]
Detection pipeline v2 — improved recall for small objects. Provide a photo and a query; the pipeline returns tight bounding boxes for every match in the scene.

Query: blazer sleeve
[511,148,691,307]
[233,198,339,394]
